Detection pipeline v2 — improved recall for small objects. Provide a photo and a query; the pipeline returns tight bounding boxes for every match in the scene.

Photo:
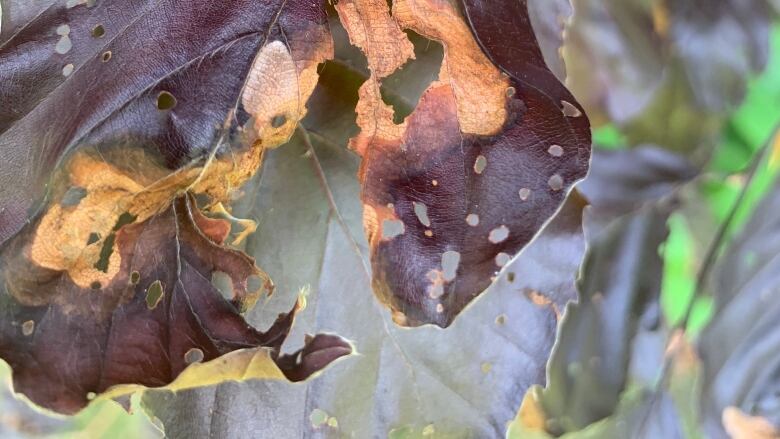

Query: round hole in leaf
[21,320,35,336]
[184,348,204,364]
[157,91,177,110]
[101,51,112,62]
[271,114,287,128]
[91,24,105,38]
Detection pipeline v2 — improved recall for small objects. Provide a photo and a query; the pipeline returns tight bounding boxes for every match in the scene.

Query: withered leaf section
[346,0,591,326]
[0,196,351,414]
[0,0,349,414]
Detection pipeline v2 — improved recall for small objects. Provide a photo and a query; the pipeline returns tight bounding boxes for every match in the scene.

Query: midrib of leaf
[298,126,370,274]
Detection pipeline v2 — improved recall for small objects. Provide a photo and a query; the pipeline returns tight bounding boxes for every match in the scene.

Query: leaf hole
[21,320,35,336]
[55,36,72,55]
[91,24,105,38]
[62,63,75,77]
[488,225,509,244]
[271,114,287,128]
[379,31,444,123]
[130,271,141,285]
[184,348,204,364]
[86,232,101,245]
[441,251,460,282]
[157,91,177,110]
[61,186,87,207]
[412,201,431,227]
[495,252,511,267]
[561,100,582,117]
[101,51,112,62]
[466,213,480,227]
[473,155,487,174]
[382,219,405,240]
[56,24,71,36]
[519,188,532,201]
[145,280,164,309]
[548,174,564,191]
[211,271,234,301]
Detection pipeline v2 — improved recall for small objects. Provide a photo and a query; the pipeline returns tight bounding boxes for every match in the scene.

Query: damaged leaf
[140,48,588,437]
[0,195,350,414]
[0,0,332,245]
[0,0,350,414]
[344,0,591,327]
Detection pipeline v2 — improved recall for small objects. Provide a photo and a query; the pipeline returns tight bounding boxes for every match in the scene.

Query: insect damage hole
[413,202,431,227]
[561,100,582,117]
[519,188,532,201]
[55,24,72,55]
[548,174,564,191]
[101,51,112,62]
[157,91,177,110]
[21,320,35,336]
[548,145,564,157]
[466,213,480,227]
[382,219,406,239]
[474,155,487,174]
[184,348,204,365]
[271,114,287,128]
[211,271,234,301]
[379,31,444,123]
[145,280,165,309]
[488,225,509,244]
[91,24,105,38]
[495,252,511,267]
[441,251,461,282]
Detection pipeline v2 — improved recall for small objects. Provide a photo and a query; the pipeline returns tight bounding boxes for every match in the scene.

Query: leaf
[140,59,589,437]
[699,175,780,438]
[526,0,573,82]
[0,195,350,414]
[564,0,776,127]
[0,361,159,438]
[0,0,331,245]
[518,146,696,434]
[340,0,591,327]
[0,0,355,414]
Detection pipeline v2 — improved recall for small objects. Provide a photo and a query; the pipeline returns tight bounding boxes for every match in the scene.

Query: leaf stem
[678,123,779,331]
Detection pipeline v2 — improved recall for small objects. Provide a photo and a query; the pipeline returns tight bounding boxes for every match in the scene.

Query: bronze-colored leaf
[341,0,591,326]
[0,0,332,246]
[0,195,350,414]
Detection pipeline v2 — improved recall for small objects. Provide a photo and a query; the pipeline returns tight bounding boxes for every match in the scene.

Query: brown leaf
[347,0,591,326]
[0,0,332,246]
[0,195,351,414]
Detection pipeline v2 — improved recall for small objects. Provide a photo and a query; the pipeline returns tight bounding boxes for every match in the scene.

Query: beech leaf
[345,0,591,327]
[0,0,351,414]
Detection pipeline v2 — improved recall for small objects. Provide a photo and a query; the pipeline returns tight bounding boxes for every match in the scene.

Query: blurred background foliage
[2,0,780,438]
